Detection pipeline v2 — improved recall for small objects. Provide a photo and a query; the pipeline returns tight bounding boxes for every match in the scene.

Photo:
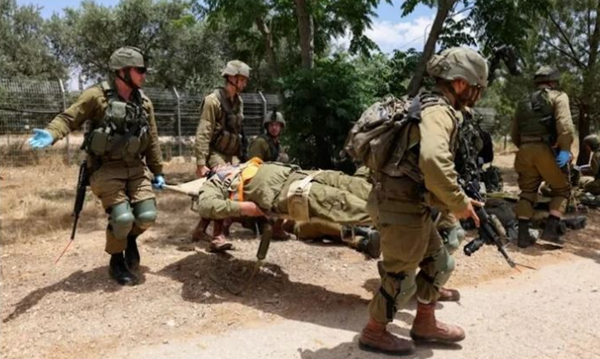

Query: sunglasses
[132,67,147,74]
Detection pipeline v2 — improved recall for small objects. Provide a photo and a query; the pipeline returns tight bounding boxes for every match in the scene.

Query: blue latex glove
[152,175,165,190]
[555,150,570,168]
[28,129,54,149]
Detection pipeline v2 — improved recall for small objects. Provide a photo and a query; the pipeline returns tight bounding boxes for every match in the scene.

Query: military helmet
[221,60,251,78]
[426,47,488,88]
[263,111,285,129]
[109,46,145,71]
[584,134,600,150]
[533,66,560,84]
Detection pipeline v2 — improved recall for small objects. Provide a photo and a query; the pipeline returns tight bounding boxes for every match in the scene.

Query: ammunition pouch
[286,172,321,222]
[212,130,241,156]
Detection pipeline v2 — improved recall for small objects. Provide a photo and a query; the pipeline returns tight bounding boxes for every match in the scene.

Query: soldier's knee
[423,247,455,288]
[133,199,157,230]
[441,224,465,254]
[379,270,417,321]
[109,202,135,239]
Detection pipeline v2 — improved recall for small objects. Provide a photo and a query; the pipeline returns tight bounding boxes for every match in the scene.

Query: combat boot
[125,234,140,270]
[540,215,565,246]
[410,302,465,343]
[109,253,138,286]
[359,318,415,356]
[438,287,460,302]
[192,217,211,242]
[208,220,233,252]
[518,219,537,248]
[356,228,381,259]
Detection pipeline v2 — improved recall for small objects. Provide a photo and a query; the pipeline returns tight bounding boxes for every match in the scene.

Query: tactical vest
[455,115,484,183]
[208,88,244,156]
[84,81,150,161]
[257,134,280,162]
[515,88,555,142]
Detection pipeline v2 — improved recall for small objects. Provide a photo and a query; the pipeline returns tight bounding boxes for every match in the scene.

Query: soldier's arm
[589,152,600,177]
[195,97,219,167]
[197,178,243,219]
[553,92,574,151]
[248,137,269,160]
[419,108,470,213]
[142,99,164,175]
[510,115,520,148]
[45,87,104,142]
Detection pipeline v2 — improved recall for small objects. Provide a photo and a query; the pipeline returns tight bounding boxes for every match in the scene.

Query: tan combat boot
[438,287,461,302]
[410,302,465,343]
[359,318,415,356]
[192,217,211,242]
[208,220,233,252]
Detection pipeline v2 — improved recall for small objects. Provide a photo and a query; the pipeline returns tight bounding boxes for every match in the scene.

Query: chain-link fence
[0,78,281,166]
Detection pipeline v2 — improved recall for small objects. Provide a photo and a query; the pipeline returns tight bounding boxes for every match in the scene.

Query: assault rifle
[55,160,90,264]
[461,180,516,268]
[71,160,90,240]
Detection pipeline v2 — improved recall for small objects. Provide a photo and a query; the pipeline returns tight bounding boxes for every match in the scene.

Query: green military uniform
[45,83,162,255]
[197,163,371,225]
[359,48,488,355]
[248,110,286,162]
[195,88,244,167]
[511,69,574,219]
[580,135,600,195]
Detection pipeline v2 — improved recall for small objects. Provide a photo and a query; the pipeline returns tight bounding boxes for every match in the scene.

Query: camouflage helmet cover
[583,134,600,150]
[221,60,251,78]
[426,47,489,88]
[109,46,145,71]
[533,66,560,84]
[263,111,285,129]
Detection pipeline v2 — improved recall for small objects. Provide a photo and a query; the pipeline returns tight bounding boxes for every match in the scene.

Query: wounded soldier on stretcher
[190,158,381,257]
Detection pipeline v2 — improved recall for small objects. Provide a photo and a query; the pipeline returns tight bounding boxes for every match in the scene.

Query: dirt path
[112,257,600,359]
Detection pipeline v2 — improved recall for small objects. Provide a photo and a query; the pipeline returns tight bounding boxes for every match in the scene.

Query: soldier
[248,110,287,162]
[27,46,164,286]
[196,160,372,227]
[194,60,251,251]
[510,66,574,248]
[578,134,600,195]
[358,47,487,355]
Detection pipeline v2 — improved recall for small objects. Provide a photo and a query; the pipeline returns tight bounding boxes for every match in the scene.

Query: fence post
[58,78,70,164]
[259,91,267,119]
[172,86,182,157]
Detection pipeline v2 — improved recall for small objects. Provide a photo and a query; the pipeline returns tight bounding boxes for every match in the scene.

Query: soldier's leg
[307,181,370,225]
[435,212,464,301]
[90,166,138,285]
[514,147,543,248]
[410,223,465,342]
[536,150,570,245]
[312,171,372,201]
[126,167,157,268]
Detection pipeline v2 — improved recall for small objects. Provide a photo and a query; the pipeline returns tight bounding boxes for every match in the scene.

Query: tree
[538,0,600,164]
[0,0,66,79]
[46,0,227,91]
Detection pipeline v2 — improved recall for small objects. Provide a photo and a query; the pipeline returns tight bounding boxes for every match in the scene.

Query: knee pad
[133,199,157,230]
[379,270,417,321]
[420,247,455,289]
[109,202,135,240]
[441,223,465,255]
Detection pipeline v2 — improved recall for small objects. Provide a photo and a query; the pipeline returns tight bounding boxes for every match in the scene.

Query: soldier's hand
[453,199,484,228]
[239,202,266,217]
[196,165,210,178]
[28,129,54,149]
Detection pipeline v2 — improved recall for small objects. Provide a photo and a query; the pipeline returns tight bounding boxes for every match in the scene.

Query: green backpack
[344,95,419,172]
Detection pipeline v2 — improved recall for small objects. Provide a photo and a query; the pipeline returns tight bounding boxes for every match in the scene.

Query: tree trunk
[255,17,280,80]
[577,1,600,164]
[407,0,457,97]
[294,0,314,70]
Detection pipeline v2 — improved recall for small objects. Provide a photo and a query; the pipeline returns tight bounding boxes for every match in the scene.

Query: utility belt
[212,130,241,156]
[286,171,323,222]
[520,134,552,145]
